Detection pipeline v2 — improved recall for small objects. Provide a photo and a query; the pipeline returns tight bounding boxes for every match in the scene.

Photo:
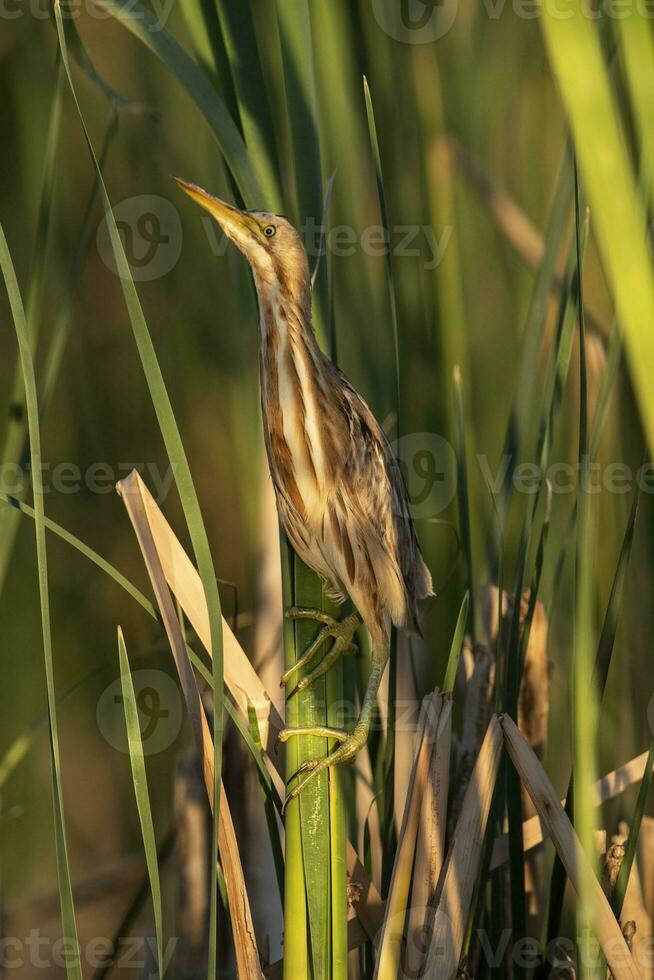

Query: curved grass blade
[54,17,226,979]
[493,140,574,534]
[214,0,282,211]
[93,0,262,206]
[247,703,284,903]
[117,627,165,976]
[540,0,654,459]
[0,61,63,594]
[589,318,622,460]
[363,76,401,427]
[442,590,469,693]
[0,222,82,979]
[364,75,402,898]
[572,165,600,971]
[593,467,642,698]
[60,16,156,116]
[453,365,475,640]
[0,492,156,616]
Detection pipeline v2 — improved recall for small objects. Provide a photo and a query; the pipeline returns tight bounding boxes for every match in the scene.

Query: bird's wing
[319,372,432,640]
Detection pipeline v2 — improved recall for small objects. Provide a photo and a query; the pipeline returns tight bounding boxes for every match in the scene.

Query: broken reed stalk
[407,695,452,967]
[374,690,449,980]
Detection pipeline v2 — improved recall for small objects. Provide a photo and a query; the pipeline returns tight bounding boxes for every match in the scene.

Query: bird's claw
[282,726,368,813]
[280,608,361,689]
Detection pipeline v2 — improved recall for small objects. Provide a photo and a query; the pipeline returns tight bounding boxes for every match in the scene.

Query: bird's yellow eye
[263,225,276,238]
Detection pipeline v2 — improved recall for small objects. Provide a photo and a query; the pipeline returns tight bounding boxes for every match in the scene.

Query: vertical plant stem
[281,536,310,980]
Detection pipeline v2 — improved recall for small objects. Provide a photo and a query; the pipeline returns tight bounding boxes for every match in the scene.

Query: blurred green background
[1,1,651,975]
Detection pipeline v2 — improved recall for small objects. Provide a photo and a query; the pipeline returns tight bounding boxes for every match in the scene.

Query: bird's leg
[280,607,361,690]
[280,646,389,808]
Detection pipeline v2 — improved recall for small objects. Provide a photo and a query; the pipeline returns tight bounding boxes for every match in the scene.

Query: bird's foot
[281,721,369,811]
[280,607,360,691]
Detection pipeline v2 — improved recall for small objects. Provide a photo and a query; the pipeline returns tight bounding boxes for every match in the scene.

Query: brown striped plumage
[175,178,433,800]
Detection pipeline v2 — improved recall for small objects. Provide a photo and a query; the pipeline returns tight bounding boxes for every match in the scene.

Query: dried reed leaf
[374,691,448,980]
[118,471,263,979]
[116,470,385,940]
[500,714,643,980]
[424,715,503,980]
[490,749,651,870]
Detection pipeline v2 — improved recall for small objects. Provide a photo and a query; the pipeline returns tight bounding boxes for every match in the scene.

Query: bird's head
[174,177,309,293]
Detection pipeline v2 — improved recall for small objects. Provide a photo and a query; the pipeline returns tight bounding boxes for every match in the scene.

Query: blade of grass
[214,0,281,210]
[589,318,622,460]
[364,75,402,896]
[54,17,226,979]
[494,139,574,529]
[0,221,82,979]
[572,162,600,979]
[363,75,401,426]
[540,0,654,460]
[453,366,475,640]
[442,591,469,693]
[544,473,643,969]
[0,61,63,594]
[62,16,157,115]
[93,0,262,206]
[117,627,165,976]
[247,703,285,903]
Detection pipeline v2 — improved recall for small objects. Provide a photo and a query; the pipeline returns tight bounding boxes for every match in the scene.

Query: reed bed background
[1,1,654,978]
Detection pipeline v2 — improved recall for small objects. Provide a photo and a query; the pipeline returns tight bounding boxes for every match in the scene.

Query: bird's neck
[254,272,330,516]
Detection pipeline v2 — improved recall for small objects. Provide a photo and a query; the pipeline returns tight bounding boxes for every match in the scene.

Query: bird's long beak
[173,176,260,242]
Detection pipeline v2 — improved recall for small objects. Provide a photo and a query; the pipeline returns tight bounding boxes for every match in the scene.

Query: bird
[174,177,433,803]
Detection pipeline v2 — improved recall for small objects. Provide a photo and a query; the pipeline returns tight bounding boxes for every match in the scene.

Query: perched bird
[175,178,433,802]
